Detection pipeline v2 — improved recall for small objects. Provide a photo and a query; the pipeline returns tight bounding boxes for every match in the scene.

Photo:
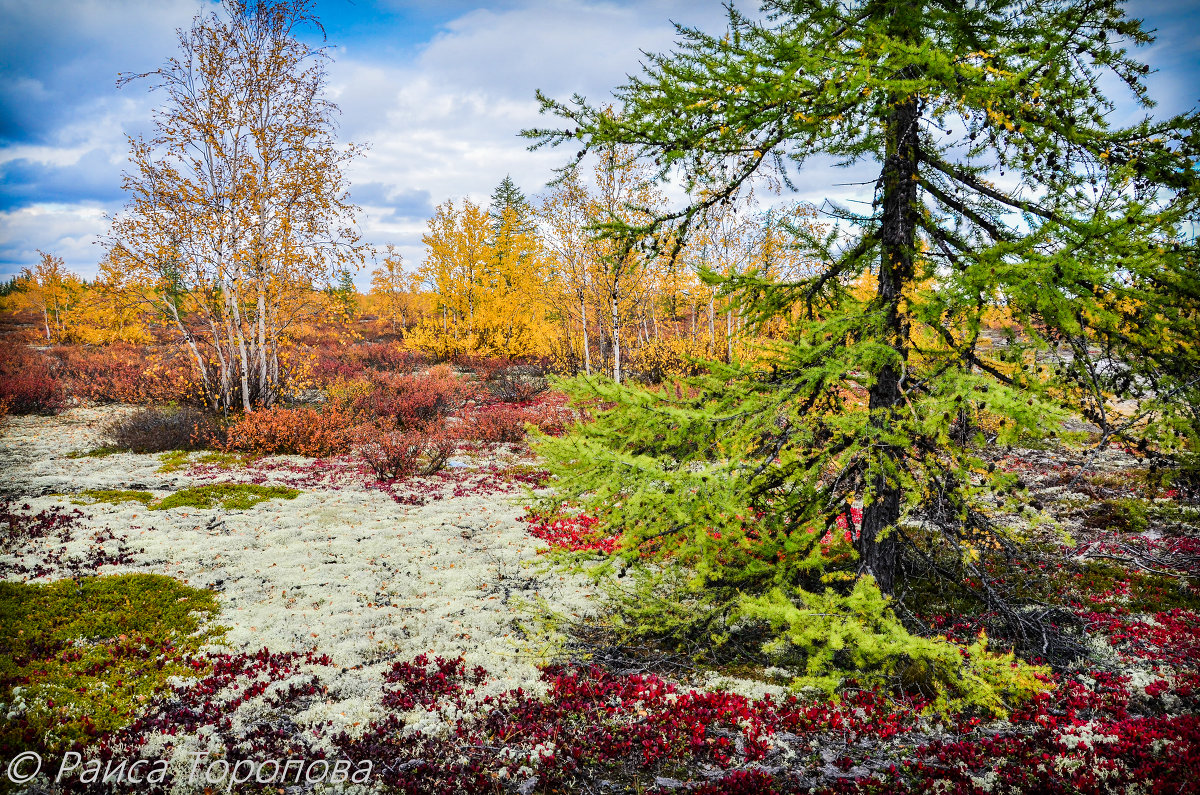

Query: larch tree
[108,0,364,412]
[525,0,1198,697]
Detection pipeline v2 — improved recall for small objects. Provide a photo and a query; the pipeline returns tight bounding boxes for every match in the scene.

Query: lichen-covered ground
[1,405,609,790]
[3,405,1200,794]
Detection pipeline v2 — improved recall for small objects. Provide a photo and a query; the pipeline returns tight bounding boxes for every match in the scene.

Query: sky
[1,0,1197,286]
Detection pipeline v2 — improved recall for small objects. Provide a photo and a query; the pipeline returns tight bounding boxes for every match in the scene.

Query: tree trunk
[612,290,621,384]
[726,309,733,362]
[166,295,212,404]
[257,288,270,407]
[709,295,715,351]
[226,283,253,412]
[581,292,592,375]
[857,41,920,596]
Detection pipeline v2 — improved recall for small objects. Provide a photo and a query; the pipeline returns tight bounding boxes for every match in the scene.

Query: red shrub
[462,402,530,442]
[451,354,507,380]
[309,346,365,385]
[460,395,571,443]
[358,425,456,480]
[359,369,479,431]
[225,405,358,457]
[50,343,202,405]
[0,343,66,414]
[358,342,427,373]
[523,512,619,553]
[306,342,429,387]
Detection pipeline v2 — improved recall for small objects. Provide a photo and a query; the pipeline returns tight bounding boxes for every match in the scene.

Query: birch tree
[108,0,363,412]
[19,252,80,342]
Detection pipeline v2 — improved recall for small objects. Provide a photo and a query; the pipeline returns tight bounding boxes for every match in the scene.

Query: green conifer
[524,0,1198,705]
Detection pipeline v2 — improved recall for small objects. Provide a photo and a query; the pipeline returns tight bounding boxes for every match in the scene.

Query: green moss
[195,451,251,468]
[0,574,220,757]
[65,446,126,459]
[151,483,299,511]
[1083,497,1150,533]
[157,450,250,473]
[70,483,298,511]
[72,489,155,506]
[156,449,191,472]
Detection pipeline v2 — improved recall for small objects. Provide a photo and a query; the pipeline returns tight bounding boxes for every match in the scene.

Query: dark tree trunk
[858,27,920,595]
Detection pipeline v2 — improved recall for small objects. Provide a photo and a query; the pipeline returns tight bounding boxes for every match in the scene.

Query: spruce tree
[488,174,534,234]
[523,0,1198,686]
[487,174,538,296]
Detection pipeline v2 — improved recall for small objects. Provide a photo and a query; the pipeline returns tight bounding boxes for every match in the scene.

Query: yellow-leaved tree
[369,245,422,334]
[19,252,83,342]
[107,0,364,412]
[412,179,554,359]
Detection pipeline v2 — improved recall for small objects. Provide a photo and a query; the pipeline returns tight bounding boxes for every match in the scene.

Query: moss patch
[0,574,220,758]
[195,450,252,468]
[157,450,251,473]
[74,484,298,511]
[65,446,126,459]
[156,449,191,472]
[151,483,299,511]
[72,488,155,506]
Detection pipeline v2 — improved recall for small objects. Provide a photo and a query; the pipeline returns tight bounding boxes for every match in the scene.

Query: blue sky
[1,0,1196,285]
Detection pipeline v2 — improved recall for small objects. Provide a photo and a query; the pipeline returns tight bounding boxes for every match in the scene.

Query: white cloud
[1,0,1195,285]
[323,0,740,285]
[0,203,109,272]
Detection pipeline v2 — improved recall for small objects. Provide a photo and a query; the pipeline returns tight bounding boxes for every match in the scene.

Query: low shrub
[452,353,508,381]
[485,364,549,403]
[306,341,429,386]
[50,343,202,405]
[0,343,66,414]
[308,344,366,385]
[224,405,358,457]
[463,402,530,443]
[359,368,479,431]
[0,574,218,759]
[461,397,571,443]
[358,342,427,373]
[359,426,456,480]
[102,406,224,453]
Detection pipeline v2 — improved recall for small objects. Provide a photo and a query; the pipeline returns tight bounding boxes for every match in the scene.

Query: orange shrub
[224,405,358,457]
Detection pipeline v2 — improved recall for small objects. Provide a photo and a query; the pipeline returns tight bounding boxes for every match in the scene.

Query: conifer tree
[525,0,1198,679]
[488,174,534,235]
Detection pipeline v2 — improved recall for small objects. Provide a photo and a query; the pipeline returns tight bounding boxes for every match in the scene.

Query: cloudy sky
[1,0,1196,286]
